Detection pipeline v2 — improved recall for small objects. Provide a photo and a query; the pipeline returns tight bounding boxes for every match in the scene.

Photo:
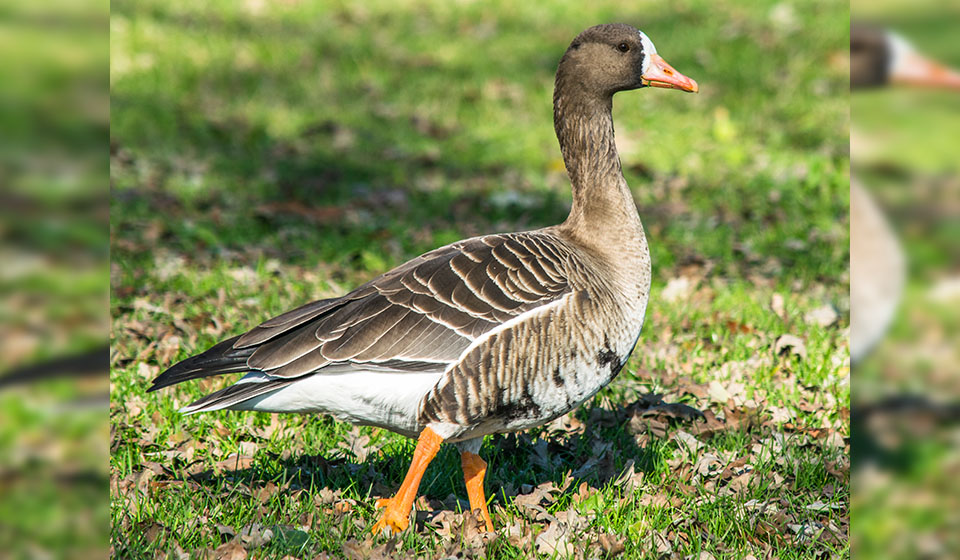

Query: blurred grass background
[109,0,851,558]
[110,0,849,288]
[0,0,109,558]
[851,0,960,558]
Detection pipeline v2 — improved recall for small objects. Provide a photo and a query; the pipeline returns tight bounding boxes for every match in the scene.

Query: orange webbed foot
[371,496,411,534]
[369,427,444,535]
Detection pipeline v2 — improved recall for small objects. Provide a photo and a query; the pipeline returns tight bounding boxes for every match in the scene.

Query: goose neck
[553,84,641,239]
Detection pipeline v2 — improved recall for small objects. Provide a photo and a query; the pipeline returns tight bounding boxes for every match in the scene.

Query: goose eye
[617,43,630,53]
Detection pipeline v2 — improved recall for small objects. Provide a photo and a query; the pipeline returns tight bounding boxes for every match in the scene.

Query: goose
[851,23,960,91]
[149,23,698,533]
[849,23,960,363]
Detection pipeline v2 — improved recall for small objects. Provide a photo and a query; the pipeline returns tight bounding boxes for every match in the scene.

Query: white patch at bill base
[638,30,658,74]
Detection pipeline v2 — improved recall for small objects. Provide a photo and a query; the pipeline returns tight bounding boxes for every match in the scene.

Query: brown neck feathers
[553,61,638,236]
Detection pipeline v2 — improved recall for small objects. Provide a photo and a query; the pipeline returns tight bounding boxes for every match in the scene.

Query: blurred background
[0,0,109,557]
[850,0,960,558]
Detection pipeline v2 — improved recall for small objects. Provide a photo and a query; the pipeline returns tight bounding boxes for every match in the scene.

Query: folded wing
[149,232,575,411]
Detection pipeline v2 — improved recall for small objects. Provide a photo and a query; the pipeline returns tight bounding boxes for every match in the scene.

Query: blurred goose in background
[148,24,698,533]
[851,23,960,91]
[849,23,960,363]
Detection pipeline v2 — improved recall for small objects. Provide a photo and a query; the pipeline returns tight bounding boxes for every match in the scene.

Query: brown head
[555,23,698,99]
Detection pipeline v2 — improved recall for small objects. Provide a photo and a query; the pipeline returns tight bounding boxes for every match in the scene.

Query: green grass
[111,0,850,558]
[849,3,960,558]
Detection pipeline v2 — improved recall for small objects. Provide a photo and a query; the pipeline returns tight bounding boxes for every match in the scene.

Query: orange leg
[460,451,495,532]
[372,426,444,534]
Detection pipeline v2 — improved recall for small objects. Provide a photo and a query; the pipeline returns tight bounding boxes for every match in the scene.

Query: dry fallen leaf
[743,499,779,515]
[597,533,625,556]
[771,293,786,319]
[337,426,380,463]
[661,276,696,303]
[503,520,534,550]
[674,430,704,454]
[774,334,807,360]
[804,304,839,327]
[613,459,645,493]
[692,453,723,477]
[650,530,673,555]
[805,500,842,512]
[725,472,753,495]
[708,381,730,404]
[535,520,574,556]
[341,538,374,560]
[237,523,275,548]
[213,539,247,560]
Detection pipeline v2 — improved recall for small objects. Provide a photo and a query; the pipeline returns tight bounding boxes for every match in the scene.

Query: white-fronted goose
[850,24,960,362]
[851,23,960,91]
[149,23,698,533]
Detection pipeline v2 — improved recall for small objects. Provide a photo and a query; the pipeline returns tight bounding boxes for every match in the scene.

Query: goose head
[852,23,960,90]
[557,24,698,97]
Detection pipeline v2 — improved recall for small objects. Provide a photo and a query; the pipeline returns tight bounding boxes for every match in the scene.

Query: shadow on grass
[177,396,702,521]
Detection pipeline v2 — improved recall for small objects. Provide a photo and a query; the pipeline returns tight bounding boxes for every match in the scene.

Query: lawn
[110,1,850,558]
[849,1,960,558]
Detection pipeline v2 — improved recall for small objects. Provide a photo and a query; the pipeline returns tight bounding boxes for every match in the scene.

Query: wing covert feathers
[150,232,578,406]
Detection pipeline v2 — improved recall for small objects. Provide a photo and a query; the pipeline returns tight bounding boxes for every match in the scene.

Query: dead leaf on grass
[805,304,839,327]
[674,430,704,454]
[424,509,491,548]
[689,409,726,437]
[768,405,794,424]
[535,520,574,556]
[612,459,645,493]
[743,499,779,515]
[662,276,697,303]
[725,472,753,495]
[341,537,376,560]
[677,380,709,400]
[503,520,534,550]
[692,453,723,477]
[774,334,807,360]
[545,413,585,435]
[213,453,255,473]
[236,523,275,548]
[254,482,280,504]
[708,381,730,404]
[237,441,258,456]
[213,539,247,560]
[771,293,787,320]
[650,530,673,555]
[630,415,668,439]
[597,532,626,556]
[155,540,189,560]
[337,427,380,463]
[140,521,165,545]
[804,500,842,512]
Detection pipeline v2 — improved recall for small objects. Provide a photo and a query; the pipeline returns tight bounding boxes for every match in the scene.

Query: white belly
[231,370,442,437]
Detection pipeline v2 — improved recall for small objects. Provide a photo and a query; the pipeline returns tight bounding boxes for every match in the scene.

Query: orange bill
[642,53,699,93]
[890,51,960,90]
